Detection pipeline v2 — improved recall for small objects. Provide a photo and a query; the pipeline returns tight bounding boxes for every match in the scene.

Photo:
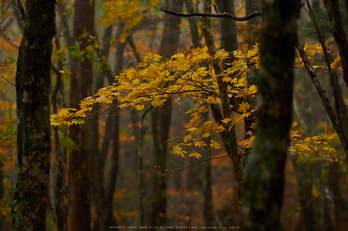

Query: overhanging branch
[160,6,261,21]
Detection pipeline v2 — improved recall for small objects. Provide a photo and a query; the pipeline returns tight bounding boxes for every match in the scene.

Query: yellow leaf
[210,140,221,149]
[184,134,192,143]
[171,145,186,158]
[221,118,231,124]
[238,101,250,114]
[194,141,207,147]
[213,122,225,133]
[135,104,145,110]
[189,152,202,159]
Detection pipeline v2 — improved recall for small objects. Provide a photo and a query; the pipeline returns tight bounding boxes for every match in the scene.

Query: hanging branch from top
[160,5,261,21]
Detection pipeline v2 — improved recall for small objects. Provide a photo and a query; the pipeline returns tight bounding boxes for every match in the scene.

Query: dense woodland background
[1,0,348,230]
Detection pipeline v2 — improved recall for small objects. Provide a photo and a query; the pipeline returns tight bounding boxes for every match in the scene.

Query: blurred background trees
[0,0,348,230]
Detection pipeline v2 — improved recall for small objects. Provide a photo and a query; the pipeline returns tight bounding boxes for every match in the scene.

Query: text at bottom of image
[108,226,241,230]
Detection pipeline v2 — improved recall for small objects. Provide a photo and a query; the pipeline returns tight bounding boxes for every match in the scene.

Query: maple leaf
[212,122,225,133]
[210,140,221,149]
[194,141,207,147]
[171,145,187,158]
[135,104,145,110]
[189,152,202,159]
[221,118,231,124]
[184,134,192,143]
[238,101,250,114]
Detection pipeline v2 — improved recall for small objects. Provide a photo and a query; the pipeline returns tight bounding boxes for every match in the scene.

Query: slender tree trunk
[150,0,183,226]
[244,0,261,156]
[323,0,348,86]
[241,0,301,230]
[184,0,201,48]
[52,35,66,231]
[201,0,243,202]
[68,1,94,231]
[90,19,117,230]
[14,0,55,230]
[215,0,238,52]
[203,105,214,227]
[102,21,126,228]
[328,162,340,231]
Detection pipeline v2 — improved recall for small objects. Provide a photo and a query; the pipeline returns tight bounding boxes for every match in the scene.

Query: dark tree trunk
[323,0,348,86]
[68,0,94,230]
[241,0,301,230]
[150,0,183,226]
[215,0,238,53]
[91,21,116,231]
[244,0,261,156]
[184,0,201,48]
[14,0,55,230]
[201,0,243,203]
[52,34,66,231]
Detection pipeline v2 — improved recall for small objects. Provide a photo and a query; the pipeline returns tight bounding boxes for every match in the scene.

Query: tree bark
[14,0,55,230]
[68,0,94,230]
[201,0,243,202]
[244,0,261,156]
[241,0,300,230]
[150,0,183,226]
[323,0,348,86]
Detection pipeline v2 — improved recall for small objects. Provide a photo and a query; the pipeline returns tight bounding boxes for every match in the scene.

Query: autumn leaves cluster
[51,41,338,160]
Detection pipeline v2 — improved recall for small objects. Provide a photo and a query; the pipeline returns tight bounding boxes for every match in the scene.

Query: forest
[0,0,348,230]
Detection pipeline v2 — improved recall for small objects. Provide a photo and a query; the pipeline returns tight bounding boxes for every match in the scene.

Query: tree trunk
[90,20,117,231]
[201,0,243,202]
[244,0,261,157]
[68,0,94,230]
[14,0,55,230]
[241,0,300,230]
[184,0,201,48]
[150,0,183,226]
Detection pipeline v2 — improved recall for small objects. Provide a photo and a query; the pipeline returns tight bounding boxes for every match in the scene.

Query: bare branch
[0,71,16,87]
[156,155,230,176]
[0,27,19,49]
[296,36,348,159]
[160,6,261,21]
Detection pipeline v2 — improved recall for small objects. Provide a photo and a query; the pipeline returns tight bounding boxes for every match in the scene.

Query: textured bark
[68,0,94,231]
[323,0,348,86]
[14,0,55,230]
[241,0,300,230]
[201,0,243,201]
[296,39,348,159]
[306,0,348,145]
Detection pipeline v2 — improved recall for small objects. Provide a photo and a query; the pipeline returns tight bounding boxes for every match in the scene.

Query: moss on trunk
[14,0,56,230]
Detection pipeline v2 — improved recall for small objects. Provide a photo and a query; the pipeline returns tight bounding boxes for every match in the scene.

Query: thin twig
[0,71,16,86]
[157,155,230,176]
[160,6,261,22]
[0,27,19,49]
